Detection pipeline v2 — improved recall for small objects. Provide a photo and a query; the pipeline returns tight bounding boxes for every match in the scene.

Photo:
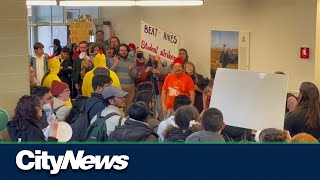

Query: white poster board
[210,68,288,130]
[140,21,180,62]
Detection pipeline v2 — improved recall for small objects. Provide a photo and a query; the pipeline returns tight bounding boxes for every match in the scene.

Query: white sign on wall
[140,21,180,62]
[210,68,288,130]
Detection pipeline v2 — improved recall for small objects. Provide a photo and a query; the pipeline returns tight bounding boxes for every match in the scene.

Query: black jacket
[285,110,320,139]
[58,57,73,86]
[165,129,193,142]
[72,55,83,84]
[7,121,57,142]
[108,118,159,142]
[85,93,105,120]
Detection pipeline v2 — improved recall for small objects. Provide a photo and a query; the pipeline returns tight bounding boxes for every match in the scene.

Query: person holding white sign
[161,57,195,118]
[284,82,320,139]
[179,48,189,64]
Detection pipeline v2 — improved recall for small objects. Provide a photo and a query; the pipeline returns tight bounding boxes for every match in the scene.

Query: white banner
[140,21,180,61]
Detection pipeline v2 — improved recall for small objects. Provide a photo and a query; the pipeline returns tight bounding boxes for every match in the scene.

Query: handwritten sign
[69,14,94,44]
[140,21,180,61]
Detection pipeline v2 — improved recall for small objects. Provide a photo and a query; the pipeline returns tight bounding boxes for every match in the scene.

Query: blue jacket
[84,93,105,121]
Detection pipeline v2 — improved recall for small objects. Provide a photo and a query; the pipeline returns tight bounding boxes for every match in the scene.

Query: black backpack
[69,101,99,141]
[82,111,122,142]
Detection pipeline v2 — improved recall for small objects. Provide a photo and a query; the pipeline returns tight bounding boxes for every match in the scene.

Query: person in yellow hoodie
[41,56,72,107]
[82,50,121,97]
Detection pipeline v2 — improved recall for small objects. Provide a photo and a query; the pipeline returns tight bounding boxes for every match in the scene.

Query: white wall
[102,0,250,78]
[249,0,317,90]
[102,0,318,90]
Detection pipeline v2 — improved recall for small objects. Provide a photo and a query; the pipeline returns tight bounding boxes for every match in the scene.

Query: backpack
[82,111,122,142]
[68,101,100,141]
[53,105,66,114]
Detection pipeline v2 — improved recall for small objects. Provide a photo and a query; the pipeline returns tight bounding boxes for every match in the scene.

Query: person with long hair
[7,95,59,142]
[284,82,320,139]
[179,48,189,64]
[185,62,204,113]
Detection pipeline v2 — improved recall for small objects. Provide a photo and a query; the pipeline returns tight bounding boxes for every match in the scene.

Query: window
[28,6,99,55]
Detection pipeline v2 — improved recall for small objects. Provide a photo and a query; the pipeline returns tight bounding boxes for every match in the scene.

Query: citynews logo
[16,150,129,175]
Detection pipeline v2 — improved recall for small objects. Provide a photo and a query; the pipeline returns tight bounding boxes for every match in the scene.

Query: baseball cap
[102,86,128,99]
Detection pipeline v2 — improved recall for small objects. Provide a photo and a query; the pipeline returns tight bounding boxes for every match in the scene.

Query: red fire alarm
[300,47,310,59]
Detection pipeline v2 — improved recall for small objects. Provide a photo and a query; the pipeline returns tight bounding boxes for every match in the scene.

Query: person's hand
[155,55,161,62]
[162,106,167,118]
[75,84,80,90]
[114,55,119,65]
[44,53,49,59]
[83,61,90,68]
[129,63,134,71]
[284,130,291,142]
[145,66,153,73]
[151,69,160,74]
[49,118,58,138]
[251,129,257,135]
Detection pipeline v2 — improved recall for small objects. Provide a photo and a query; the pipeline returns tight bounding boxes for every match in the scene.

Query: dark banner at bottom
[0,144,318,179]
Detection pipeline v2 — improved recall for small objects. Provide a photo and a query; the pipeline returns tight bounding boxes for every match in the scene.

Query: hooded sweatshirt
[82,52,121,97]
[186,131,225,142]
[41,57,72,108]
[41,57,61,88]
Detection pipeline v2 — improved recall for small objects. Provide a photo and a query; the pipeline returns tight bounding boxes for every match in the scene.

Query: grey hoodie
[186,131,225,142]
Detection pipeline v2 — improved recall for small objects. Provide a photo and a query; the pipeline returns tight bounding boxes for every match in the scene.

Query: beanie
[50,80,69,96]
[173,57,184,66]
[128,43,136,50]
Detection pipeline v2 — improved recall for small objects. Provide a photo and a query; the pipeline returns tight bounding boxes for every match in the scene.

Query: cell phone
[103,21,111,25]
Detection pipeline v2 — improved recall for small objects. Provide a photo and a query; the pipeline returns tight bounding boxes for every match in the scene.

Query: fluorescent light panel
[136,0,203,6]
[59,1,135,6]
[26,0,57,6]
[27,0,203,6]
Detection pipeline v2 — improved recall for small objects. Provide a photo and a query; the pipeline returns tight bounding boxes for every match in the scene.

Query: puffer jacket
[108,118,158,142]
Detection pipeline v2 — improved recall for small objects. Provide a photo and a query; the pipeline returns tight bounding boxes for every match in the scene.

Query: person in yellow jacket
[41,56,72,107]
[82,50,121,97]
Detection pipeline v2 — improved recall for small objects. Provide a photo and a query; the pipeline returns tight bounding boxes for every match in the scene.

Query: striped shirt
[111,57,137,85]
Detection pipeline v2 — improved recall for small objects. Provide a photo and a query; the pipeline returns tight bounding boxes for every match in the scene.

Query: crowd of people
[5,29,320,143]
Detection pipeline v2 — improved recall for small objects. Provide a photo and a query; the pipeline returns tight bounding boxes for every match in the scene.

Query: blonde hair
[184,62,199,83]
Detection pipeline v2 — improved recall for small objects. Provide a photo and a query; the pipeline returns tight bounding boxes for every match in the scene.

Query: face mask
[42,103,53,118]
[137,53,144,59]
[128,51,135,57]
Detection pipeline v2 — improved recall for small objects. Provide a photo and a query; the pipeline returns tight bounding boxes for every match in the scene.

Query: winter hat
[50,80,69,96]
[128,43,136,51]
[173,57,184,66]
